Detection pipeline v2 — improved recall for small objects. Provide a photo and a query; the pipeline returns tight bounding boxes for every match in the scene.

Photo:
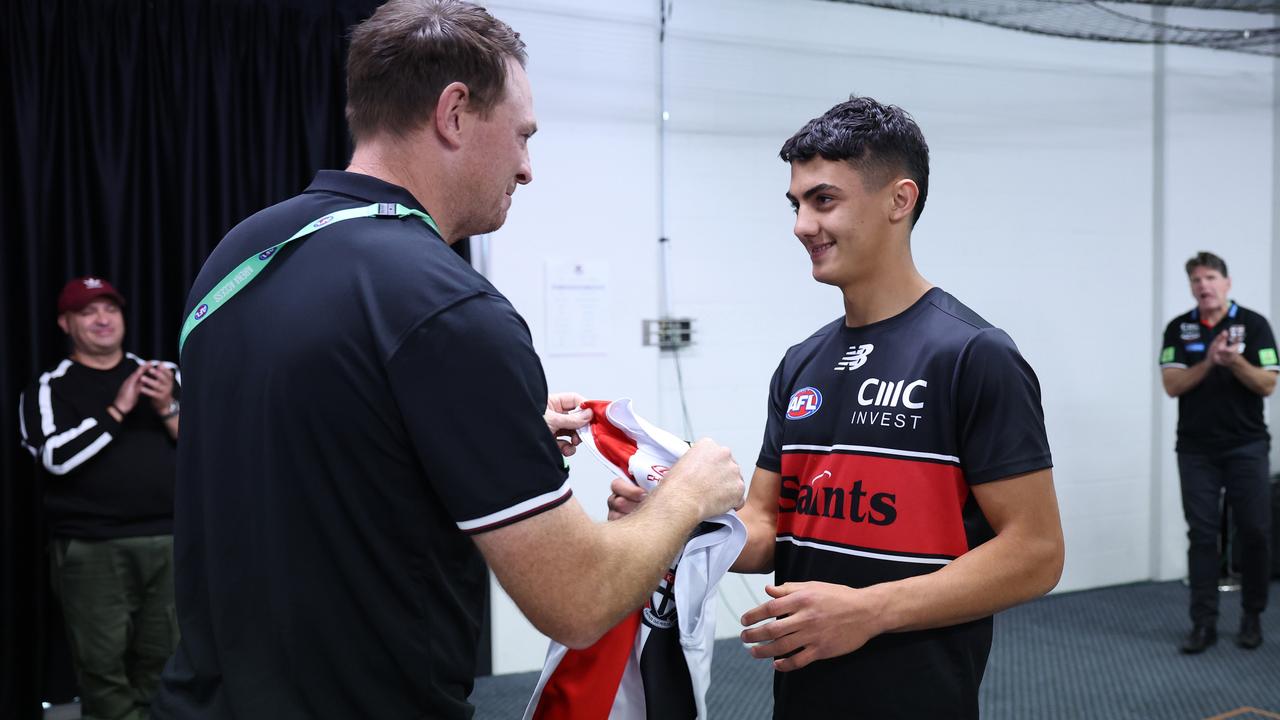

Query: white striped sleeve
[32,361,117,475]
[42,418,114,475]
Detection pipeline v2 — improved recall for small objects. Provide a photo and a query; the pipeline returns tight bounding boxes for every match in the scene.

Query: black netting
[826,1,1280,55]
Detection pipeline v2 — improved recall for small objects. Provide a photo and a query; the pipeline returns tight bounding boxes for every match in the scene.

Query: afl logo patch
[258,247,277,261]
[194,304,209,319]
[786,387,822,420]
[312,214,334,228]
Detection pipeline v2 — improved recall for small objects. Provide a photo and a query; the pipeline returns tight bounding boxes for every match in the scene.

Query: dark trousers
[50,535,179,720]
[1177,440,1272,626]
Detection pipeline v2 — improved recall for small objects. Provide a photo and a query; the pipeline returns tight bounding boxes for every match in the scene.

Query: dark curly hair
[780,96,930,226]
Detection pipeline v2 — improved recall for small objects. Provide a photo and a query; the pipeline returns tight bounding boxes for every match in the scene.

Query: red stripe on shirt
[778,451,970,559]
[532,610,642,720]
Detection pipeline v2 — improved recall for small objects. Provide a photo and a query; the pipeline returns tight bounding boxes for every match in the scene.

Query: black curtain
[0,2,404,716]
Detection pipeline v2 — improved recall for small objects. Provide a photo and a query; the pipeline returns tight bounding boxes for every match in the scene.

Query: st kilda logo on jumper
[786,387,822,420]
[643,567,678,630]
[641,516,719,630]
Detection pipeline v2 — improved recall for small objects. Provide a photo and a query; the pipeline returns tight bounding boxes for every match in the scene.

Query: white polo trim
[456,480,572,532]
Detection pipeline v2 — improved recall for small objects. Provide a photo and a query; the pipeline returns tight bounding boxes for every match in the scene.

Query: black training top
[19,355,178,539]
[152,171,571,720]
[756,288,1052,720]
[1159,301,1279,454]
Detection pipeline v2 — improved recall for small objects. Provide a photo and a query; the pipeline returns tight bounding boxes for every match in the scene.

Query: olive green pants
[50,535,179,720]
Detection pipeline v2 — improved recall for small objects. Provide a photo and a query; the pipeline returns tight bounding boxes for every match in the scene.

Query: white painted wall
[1154,31,1277,580]
[657,0,1163,601]
[478,0,1277,674]
[477,3,667,674]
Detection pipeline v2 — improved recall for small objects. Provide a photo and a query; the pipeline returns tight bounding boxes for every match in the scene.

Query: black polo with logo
[153,171,571,719]
[756,287,1052,720]
[1159,301,1279,454]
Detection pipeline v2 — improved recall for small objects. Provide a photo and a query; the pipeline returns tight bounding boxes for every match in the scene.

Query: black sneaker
[1237,613,1262,649]
[1181,625,1217,654]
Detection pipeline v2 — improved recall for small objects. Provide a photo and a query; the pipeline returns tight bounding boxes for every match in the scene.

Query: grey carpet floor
[39,580,1280,719]
[471,580,1280,720]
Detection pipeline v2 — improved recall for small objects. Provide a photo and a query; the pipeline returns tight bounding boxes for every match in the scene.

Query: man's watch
[161,400,180,419]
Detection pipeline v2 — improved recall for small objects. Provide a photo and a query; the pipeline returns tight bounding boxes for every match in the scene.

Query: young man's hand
[740,581,887,672]
[606,475,647,521]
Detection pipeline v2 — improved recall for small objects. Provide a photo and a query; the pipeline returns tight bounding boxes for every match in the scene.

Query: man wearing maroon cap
[18,276,181,720]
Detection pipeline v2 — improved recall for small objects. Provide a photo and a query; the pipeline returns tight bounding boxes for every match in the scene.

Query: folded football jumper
[523,398,746,720]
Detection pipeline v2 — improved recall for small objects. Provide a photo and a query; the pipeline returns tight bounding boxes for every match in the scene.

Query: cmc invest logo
[786,387,822,420]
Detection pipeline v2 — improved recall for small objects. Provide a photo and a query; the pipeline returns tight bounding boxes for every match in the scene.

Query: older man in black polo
[1160,251,1278,653]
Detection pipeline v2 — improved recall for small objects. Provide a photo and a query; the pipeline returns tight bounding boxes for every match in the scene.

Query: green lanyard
[179,202,439,354]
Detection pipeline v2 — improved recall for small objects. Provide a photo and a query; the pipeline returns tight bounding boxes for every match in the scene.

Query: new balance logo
[835,344,874,371]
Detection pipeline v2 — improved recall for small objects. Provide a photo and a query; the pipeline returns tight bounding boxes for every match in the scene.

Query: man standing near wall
[18,276,181,720]
[1160,251,1276,653]
[151,2,743,718]
[612,96,1065,719]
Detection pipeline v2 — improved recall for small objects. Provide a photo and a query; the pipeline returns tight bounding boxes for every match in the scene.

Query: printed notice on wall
[545,260,610,356]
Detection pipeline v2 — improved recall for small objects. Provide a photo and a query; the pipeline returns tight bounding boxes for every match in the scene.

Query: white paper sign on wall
[545,260,610,356]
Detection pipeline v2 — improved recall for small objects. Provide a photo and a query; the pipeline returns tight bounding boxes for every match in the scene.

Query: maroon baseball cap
[57,276,126,314]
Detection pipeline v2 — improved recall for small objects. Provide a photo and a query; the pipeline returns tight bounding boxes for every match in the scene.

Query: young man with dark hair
[1160,251,1276,653]
[152,1,744,718]
[612,96,1065,718]
[19,276,180,720]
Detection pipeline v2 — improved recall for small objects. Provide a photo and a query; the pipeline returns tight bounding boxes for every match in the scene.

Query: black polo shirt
[1159,301,1279,454]
[153,171,571,719]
